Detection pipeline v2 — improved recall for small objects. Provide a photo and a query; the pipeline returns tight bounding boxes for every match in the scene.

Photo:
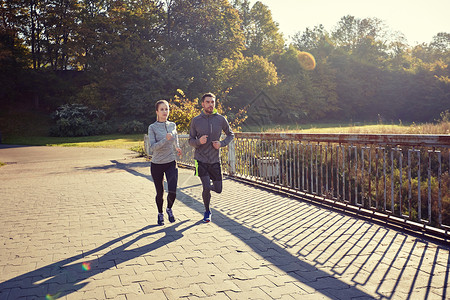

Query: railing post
[144,134,149,155]
[228,139,236,175]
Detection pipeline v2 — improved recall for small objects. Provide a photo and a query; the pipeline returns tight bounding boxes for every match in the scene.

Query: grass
[0,109,52,137]
[3,134,145,149]
[255,121,450,135]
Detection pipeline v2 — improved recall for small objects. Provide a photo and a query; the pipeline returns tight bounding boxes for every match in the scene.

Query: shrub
[118,120,145,134]
[168,89,247,133]
[50,104,106,137]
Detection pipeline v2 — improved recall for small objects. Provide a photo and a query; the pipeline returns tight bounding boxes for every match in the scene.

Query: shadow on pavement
[0,221,201,299]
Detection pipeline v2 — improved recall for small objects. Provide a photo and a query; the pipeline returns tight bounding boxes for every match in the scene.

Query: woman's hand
[176,147,182,156]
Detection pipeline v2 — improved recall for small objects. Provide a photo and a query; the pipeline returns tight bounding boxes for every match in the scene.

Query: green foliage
[271,46,338,121]
[436,110,450,123]
[224,55,279,108]
[240,1,284,58]
[118,120,146,134]
[168,91,201,134]
[129,145,146,157]
[168,90,248,133]
[166,0,244,60]
[1,0,449,128]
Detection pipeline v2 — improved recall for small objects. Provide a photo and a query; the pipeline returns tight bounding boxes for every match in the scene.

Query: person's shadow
[0,220,199,299]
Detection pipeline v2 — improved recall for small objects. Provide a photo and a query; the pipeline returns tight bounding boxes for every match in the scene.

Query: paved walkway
[0,145,449,300]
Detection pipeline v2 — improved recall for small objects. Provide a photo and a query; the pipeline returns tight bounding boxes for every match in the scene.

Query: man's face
[202,96,215,114]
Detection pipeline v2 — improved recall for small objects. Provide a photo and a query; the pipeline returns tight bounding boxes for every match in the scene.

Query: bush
[168,89,247,133]
[118,120,145,134]
[50,104,107,137]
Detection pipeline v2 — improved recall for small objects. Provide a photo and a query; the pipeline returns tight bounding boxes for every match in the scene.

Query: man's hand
[166,133,173,140]
[199,135,208,144]
[212,141,221,149]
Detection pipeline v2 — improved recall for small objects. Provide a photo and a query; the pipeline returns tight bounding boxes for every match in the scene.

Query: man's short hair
[201,93,216,102]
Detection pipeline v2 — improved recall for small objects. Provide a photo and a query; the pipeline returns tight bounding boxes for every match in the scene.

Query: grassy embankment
[250,121,450,135]
[4,134,145,149]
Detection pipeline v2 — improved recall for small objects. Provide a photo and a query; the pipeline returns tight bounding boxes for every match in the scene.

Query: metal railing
[146,133,450,237]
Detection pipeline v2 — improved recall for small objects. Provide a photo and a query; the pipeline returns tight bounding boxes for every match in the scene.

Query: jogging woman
[148,100,182,225]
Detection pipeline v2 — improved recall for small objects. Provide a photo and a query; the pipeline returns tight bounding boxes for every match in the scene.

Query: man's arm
[188,118,201,148]
[220,117,234,147]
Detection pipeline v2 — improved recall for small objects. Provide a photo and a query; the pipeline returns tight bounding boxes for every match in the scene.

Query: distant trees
[238,0,284,58]
[1,0,449,135]
[292,15,449,123]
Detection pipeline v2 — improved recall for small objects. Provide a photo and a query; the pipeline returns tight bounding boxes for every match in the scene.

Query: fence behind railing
[145,133,450,238]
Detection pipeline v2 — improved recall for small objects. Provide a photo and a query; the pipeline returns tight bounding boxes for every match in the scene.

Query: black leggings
[150,161,178,213]
[196,161,223,212]
[200,176,222,212]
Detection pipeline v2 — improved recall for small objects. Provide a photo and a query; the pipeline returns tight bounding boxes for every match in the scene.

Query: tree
[168,89,247,133]
[331,15,389,64]
[292,25,336,62]
[222,55,279,108]
[0,30,30,107]
[161,0,246,102]
[430,32,450,53]
[165,0,244,60]
[73,0,166,122]
[272,46,338,122]
[237,1,284,58]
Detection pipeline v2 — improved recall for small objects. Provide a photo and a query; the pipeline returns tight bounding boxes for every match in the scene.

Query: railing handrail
[233,132,450,147]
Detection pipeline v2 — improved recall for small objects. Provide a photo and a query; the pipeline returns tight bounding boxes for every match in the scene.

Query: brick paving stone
[125,289,165,300]
[224,287,269,300]
[260,281,310,298]
[140,277,179,291]
[285,292,333,300]
[320,287,375,300]
[264,274,298,287]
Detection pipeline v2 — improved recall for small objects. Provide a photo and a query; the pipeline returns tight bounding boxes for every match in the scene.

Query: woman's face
[156,103,169,121]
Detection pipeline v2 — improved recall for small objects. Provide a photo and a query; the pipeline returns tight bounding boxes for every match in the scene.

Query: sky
[250,0,450,45]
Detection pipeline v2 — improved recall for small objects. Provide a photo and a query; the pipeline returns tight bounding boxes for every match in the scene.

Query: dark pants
[196,161,223,212]
[150,160,178,213]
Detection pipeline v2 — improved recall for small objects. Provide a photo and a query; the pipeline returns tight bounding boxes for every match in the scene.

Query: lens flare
[46,293,61,300]
[81,262,91,271]
[297,51,316,70]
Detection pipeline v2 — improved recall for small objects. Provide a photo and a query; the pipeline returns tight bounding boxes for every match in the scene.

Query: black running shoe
[166,208,175,223]
[203,211,211,223]
[157,213,164,225]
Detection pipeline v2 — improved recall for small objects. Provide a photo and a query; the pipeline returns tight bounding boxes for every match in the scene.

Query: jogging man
[189,93,234,222]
